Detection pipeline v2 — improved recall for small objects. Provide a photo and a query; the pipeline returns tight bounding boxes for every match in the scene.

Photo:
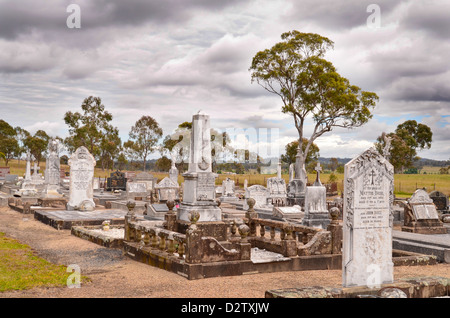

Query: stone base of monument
[219,196,238,203]
[302,213,331,229]
[401,219,447,234]
[176,203,222,222]
[287,196,305,207]
[265,276,450,298]
[123,241,342,280]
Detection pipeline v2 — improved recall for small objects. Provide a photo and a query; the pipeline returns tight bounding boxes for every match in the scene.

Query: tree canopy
[281,138,319,166]
[63,96,121,169]
[249,30,378,174]
[0,119,19,166]
[375,120,432,173]
[124,115,162,171]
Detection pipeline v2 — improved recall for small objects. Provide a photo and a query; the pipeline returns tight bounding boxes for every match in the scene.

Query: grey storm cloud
[401,1,450,39]
[284,0,401,30]
[0,0,239,40]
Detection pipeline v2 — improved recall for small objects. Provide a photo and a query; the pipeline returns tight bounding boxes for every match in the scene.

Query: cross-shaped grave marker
[313,162,322,186]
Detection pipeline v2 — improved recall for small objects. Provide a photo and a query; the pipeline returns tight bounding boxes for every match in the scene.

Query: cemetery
[0,7,449,300]
[1,109,448,298]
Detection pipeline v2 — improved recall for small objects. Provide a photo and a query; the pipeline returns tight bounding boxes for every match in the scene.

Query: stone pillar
[177,111,221,222]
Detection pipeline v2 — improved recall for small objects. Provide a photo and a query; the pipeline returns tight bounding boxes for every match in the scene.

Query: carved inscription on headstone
[67,146,96,211]
[343,148,394,287]
[197,172,215,201]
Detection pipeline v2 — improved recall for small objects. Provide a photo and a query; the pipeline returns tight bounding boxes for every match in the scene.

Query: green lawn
[0,232,80,292]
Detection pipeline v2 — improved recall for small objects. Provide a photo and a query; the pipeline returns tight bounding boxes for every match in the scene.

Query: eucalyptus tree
[250,31,378,176]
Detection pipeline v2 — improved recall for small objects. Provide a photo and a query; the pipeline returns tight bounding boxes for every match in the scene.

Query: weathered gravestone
[287,145,307,206]
[67,146,96,211]
[267,160,287,206]
[44,138,62,197]
[126,182,148,201]
[402,189,447,234]
[135,172,157,191]
[169,155,179,184]
[107,170,127,191]
[429,190,449,214]
[302,163,330,229]
[343,147,394,287]
[302,186,330,229]
[220,177,237,202]
[243,185,271,210]
[0,167,10,179]
[156,177,179,202]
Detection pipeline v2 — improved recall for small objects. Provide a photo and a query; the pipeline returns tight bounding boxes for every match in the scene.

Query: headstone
[243,185,271,210]
[155,177,179,202]
[429,190,449,213]
[44,138,62,197]
[24,151,32,181]
[177,111,221,222]
[30,161,44,187]
[222,178,235,196]
[326,182,338,196]
[0,167,10,179]
[106,170,127,191]
[5,174,18,184]
[220,178,237,202]
[93,178,100,191]
[287,147,307,206]
[302,186,330,229]
[135,172,157,191]
[125,171,137,181]
[67,146,96,211]
[126,182,148,201]
[343,147,394,288]
[169,153,179,184]
[402,189,446,234]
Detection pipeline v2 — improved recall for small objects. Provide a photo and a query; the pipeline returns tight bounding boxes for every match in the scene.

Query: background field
[3,159,449,199]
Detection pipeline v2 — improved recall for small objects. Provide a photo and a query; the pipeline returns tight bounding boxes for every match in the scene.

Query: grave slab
[34,208,128,230]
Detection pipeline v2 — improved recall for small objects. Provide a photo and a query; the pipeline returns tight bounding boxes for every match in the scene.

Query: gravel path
[0,206,449,298]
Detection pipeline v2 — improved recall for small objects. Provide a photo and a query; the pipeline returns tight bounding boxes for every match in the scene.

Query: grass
[0,232,85,292]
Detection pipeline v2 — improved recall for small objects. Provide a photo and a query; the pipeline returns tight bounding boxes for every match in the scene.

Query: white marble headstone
[67,146,96,211]
[343,147,394,287]
[408,189,440,220]
[243,185,270,210]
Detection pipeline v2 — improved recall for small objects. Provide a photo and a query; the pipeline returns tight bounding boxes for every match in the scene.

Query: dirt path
[0,206,449,298]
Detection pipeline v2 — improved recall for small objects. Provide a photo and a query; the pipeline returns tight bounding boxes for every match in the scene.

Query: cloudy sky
[0,0,449,161]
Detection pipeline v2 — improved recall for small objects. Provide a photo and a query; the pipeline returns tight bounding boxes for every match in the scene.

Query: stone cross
[313,162,322,186]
